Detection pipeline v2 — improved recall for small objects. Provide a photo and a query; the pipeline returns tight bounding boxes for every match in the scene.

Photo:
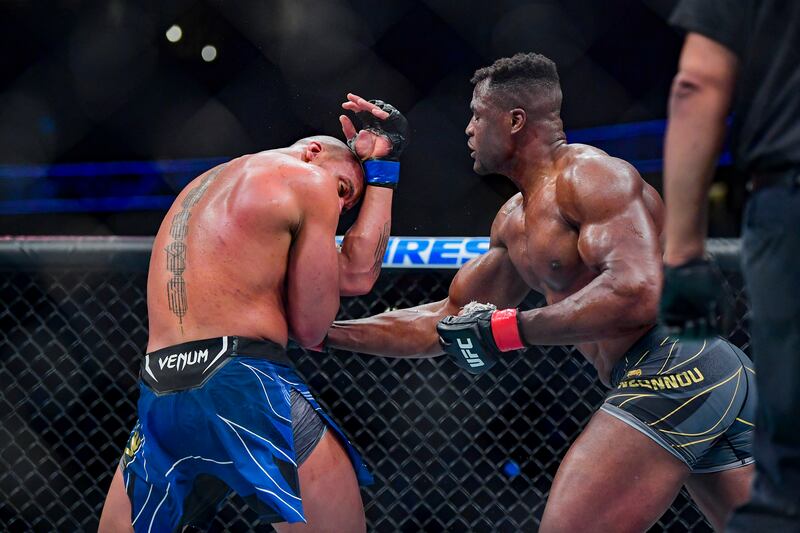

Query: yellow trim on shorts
[633,349,650,367]
[606,392,655,402]
[657,369,742,437]
[673,430,726,448]
[646,367,742,428]
[736,417,755,427]
[657,340,680,375]
[618,393,656,407]
[665,340,707,373]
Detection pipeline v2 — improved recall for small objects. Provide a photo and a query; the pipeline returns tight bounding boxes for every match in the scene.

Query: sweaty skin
[147,141,387,352]
[329,78,663,386]
[99,95,397,532]
[492,145,663,384]
[329,143,663,386]
[328,74,749,531]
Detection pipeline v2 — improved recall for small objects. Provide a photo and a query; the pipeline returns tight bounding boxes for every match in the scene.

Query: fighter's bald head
[471,53,562,116]
[294,135,356,160]
[294,134,365,211]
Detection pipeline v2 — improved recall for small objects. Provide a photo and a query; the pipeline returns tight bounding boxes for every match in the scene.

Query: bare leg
[540,410,690,533]
[274,430,366,533]
[685,465,754,531]
[98,466,134,533]
[99,432,365,532]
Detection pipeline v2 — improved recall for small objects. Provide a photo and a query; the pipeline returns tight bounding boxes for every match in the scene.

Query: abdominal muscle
[543,279,652,388]
[574,329,651,388]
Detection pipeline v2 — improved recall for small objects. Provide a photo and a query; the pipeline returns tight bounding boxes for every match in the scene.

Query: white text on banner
[334,236,490,269]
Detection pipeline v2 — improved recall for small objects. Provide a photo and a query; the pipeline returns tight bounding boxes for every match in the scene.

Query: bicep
[576,197,662,282]
[569,181,664,328]
[286,211,340,346]
[560,160,661,275]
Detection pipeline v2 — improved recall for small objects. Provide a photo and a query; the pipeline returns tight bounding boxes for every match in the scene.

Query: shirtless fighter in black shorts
[323,54,755,531]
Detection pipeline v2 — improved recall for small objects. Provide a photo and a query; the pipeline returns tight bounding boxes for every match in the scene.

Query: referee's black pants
[729,173,800,532]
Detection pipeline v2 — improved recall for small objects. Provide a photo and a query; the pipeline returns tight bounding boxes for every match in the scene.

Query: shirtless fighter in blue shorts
[98,94,407,532]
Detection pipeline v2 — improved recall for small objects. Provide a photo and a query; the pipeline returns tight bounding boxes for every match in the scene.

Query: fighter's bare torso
[146,151,333,353]
[494,144,664,384]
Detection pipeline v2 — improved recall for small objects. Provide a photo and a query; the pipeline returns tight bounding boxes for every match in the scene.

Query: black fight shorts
[602,327,756,473]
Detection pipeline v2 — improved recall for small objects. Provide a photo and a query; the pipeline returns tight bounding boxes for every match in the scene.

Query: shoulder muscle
[557,154,644,224]
[237,157,338,234]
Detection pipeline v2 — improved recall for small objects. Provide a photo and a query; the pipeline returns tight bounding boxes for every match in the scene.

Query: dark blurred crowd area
[0,0,746,237]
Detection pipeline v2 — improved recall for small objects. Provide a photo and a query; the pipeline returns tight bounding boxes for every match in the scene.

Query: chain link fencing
[0,238,749,532]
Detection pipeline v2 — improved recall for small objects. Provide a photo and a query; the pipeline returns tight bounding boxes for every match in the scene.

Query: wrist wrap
[490,309,526,351]
[364,160,400,189]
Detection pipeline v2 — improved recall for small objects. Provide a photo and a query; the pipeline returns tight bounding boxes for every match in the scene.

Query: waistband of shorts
[610,325,669,388]
[140,336,291,394]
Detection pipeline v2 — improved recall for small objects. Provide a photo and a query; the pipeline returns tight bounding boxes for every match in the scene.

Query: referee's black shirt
[671,0,800,174]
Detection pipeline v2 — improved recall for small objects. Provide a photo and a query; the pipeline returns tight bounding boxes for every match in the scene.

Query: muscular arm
[328,207,530,357]
[336,95,403,296]
[286,177,342,348]
[518,160,662,345]
[663,32,738,265]
[337,186,393,296]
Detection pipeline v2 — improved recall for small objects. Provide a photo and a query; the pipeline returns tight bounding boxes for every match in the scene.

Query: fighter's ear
[510,108,526,134]
[304,141,323,162]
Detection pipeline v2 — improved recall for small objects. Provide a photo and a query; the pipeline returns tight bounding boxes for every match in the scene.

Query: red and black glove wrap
[436,308,527,374]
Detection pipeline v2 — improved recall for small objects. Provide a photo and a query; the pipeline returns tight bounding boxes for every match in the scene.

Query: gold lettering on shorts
[617,367,705,391]
[663,375,679,389]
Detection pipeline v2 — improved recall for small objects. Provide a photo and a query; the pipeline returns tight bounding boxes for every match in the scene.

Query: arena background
[0,0,746,236]
[1,0,751,531]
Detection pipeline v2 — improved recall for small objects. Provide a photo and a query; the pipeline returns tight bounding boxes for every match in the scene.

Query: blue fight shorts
[119,336,372,532]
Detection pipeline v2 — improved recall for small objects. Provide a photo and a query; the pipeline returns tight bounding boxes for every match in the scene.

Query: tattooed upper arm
[370,222,390,278]
[337,218,392,297]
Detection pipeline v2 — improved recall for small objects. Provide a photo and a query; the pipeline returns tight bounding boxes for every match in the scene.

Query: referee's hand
[659,257,733,339]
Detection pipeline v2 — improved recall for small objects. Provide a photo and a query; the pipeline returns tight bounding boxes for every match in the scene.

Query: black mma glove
[437,304,527,375]
[660,257,732,339]
[351,100,408,189]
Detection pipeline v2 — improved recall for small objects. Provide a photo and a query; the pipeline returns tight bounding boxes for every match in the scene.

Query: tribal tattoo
[165,165,226,328]
[370,222,390,277]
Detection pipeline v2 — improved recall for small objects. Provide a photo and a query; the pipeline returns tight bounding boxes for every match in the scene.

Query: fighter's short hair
[471,53,560,109]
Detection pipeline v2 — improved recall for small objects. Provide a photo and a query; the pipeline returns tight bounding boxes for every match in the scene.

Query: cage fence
[0,238,748,532]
